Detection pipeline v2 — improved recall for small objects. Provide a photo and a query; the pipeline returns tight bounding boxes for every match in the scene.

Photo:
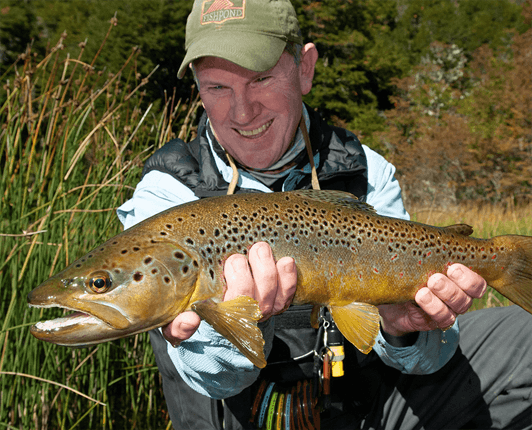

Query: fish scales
[28,190,532,368]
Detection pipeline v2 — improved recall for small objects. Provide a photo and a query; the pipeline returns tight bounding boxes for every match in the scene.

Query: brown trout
[28,190,532,368]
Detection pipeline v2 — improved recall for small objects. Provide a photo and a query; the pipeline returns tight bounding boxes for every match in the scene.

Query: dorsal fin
[292,190,376,214]
[441,224,474,236]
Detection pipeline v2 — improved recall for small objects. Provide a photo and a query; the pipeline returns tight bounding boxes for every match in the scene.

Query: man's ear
[299,43,318,96]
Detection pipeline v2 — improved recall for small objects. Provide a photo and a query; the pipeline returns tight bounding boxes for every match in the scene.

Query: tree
[376,1,532,207]
[0,0,41,76]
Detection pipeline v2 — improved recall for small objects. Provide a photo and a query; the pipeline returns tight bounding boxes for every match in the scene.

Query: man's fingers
[427,273,472,315]
[162,311,201,346]
[415,287,457,329]
[447,264,487,298]
[224,253,256,301]
[272,257,297,315]
[248,242,279,318]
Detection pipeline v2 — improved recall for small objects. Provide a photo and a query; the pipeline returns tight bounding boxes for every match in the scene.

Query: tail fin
[490,236,532,315]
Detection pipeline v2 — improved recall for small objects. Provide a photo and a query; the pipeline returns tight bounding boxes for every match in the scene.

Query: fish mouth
[32,308,104,331]
[29,304,117,346]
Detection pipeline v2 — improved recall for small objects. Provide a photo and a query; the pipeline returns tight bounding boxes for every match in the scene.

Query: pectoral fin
[329,302,380,354]
[192,296,266,368]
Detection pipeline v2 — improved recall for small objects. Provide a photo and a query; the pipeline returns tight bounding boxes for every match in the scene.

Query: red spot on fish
[399,272,404,278]
[427,251,431,257]
[492,254,497,260]
[373,268,379,274]
[391,254,398,261]
[418,260,422,265]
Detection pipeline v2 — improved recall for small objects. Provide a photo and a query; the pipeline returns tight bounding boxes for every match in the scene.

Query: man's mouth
[236,119,273,137]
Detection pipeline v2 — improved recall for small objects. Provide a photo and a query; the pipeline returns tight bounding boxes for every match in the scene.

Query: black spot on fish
[76,264,82,268]
[88,254,93,259]
[193,260,199,268]
[133,247,140,252]
[199,228,205,235]
[152,268,158,274]
[174,251,184,260]
[144,257,153,264]
[133,272,143,282]
[186,238,194,245]
[209,269,215,280]
[166,224,173,229]
[164,276,171,284]
[121,250,127,255]
[182,266,189,274]
[160,231,167,236]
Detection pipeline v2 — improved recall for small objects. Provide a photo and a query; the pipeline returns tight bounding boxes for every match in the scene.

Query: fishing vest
[143,106,371,429]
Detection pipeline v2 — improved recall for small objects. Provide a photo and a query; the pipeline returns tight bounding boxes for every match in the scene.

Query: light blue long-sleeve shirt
[117,140,459,399]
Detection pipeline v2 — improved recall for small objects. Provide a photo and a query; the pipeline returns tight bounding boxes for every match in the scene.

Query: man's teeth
[237,120,272,137]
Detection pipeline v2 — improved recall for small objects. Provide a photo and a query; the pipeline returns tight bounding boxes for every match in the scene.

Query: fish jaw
[29,307,127,346]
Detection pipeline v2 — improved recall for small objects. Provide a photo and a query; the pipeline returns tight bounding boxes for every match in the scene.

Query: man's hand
[379,263,487,338]
[162,242,297,346]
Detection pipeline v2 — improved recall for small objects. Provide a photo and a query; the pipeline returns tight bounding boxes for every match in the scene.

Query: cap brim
[178,32,287,79]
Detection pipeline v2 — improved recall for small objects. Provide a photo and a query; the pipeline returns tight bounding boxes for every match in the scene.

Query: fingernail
[283,258,295,273]
[417,288,432,305]
[431,276,445,292]
[449,265,463,280]
[257,244,271,260]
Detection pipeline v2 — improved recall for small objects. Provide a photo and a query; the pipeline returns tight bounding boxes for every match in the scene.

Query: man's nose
[231,88,259,124]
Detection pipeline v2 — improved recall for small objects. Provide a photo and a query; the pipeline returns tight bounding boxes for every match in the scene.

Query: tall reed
[0,23,199,429]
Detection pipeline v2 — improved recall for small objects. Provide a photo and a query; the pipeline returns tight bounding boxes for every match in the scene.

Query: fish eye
[87,271,112,293]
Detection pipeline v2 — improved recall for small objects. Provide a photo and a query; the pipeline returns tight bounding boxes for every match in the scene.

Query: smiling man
[117,1,532,429]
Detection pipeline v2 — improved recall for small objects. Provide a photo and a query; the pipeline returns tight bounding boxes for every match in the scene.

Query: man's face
[194,50,313,169]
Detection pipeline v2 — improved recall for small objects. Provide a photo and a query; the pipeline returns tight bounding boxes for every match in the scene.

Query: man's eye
[256,76,271,84]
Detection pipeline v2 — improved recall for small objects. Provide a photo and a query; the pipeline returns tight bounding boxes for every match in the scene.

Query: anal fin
[329,302,380,354]
[192,296,266,368]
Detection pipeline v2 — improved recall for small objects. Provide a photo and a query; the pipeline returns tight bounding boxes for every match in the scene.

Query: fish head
[28,235,199,346]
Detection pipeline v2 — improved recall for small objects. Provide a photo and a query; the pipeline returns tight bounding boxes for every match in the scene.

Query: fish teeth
[237,120,273,137]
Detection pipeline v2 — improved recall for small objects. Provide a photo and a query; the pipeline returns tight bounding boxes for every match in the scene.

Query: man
[117,1,532,428]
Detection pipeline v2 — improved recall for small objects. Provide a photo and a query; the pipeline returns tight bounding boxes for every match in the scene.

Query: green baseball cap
[178,0,303,79]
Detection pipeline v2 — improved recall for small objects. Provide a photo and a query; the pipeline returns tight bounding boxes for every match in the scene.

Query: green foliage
[0,1,41,75]
[393,0,526,63]
[294,0,409,136]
